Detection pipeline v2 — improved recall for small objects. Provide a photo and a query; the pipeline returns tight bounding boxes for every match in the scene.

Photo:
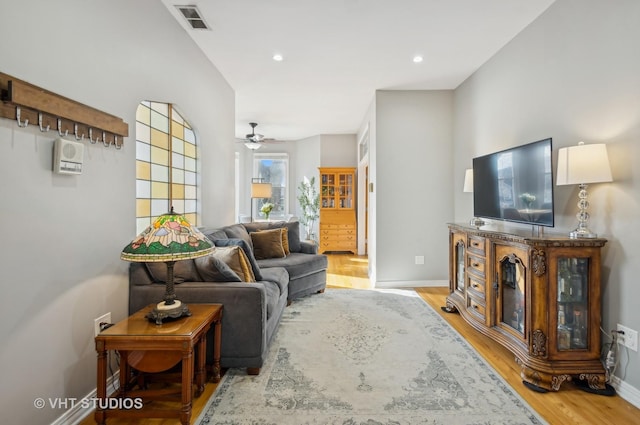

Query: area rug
[196,289,547,425]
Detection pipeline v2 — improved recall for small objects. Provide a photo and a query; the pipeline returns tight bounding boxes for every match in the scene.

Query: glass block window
[135,101,199,234]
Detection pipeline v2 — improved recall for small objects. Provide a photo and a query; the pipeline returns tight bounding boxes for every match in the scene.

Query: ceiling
[162,0,555,142]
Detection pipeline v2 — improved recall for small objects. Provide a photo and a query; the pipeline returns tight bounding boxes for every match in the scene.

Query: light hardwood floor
[80,254,639,425]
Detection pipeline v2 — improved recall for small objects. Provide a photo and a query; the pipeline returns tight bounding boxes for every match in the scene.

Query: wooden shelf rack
[0,72,128,148]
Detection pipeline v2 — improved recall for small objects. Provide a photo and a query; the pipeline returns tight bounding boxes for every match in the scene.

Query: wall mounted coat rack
[0,72,128,148]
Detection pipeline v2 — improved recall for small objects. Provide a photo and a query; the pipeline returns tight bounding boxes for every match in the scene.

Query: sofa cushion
[194,254,242,282]
[213,238,264,281]
[200,228,228,241]
[222,224,253,249]
[260,267,289,296]
[145,260,201,284]
[257,252,328,280]
[250,229,286,260]
[207,246,255,282]
[262,280,281,319]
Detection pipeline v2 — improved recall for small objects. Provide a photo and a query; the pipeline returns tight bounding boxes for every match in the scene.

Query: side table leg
[213,317,222,382]
[195,333,207,396]
[95,343,107,425]
[181,347,194,425]
[119,350,129,395]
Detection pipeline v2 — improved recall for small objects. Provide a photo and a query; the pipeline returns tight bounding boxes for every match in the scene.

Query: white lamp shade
[463,168,474,193]
[556,143,613,185]
[251,182,272,198]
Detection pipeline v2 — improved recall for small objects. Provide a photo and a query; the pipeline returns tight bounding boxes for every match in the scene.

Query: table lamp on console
[464,168,485,228]
[121,207,214,324]
[556,142,613,239]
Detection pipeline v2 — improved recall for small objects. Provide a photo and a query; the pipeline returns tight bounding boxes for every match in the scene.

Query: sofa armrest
[299,240,318,254]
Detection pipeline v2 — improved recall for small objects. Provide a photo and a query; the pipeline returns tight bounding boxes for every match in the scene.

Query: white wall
[0,1,235,423]
[319,134,358,166]
[453,0,640,392]
[295,135,322,237]
[374,90,453,285]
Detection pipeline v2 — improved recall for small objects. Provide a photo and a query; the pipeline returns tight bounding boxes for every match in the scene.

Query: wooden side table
[95,304,223,425]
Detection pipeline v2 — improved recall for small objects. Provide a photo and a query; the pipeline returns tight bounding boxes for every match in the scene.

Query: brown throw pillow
[201,246,255,282]
[250,228,286,259]
[280,227,290,255]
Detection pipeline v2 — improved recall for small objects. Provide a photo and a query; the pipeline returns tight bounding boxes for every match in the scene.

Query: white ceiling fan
[239,122,282,150]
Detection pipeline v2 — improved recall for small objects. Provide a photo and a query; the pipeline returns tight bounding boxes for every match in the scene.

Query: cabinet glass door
[337,173,353,208]
[557,257,589,350]
[320,173,335,208]
[499,255,525,334]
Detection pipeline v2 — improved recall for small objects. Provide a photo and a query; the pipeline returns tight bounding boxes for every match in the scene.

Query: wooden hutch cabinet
[445,223,609,392]
[318,167,356,253]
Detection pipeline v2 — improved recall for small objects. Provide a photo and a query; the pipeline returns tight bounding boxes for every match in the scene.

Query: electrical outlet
[415,256,425,265]
[617,324,638,352]
[94,312,112,337]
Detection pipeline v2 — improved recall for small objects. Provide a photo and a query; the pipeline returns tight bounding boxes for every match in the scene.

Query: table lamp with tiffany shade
[121,208,214,324]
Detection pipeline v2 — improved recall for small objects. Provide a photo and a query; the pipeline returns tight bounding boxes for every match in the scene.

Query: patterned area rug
[196,289,547,425]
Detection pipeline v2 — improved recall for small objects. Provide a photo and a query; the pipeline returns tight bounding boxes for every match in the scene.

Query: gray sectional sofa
[128,220,327,374]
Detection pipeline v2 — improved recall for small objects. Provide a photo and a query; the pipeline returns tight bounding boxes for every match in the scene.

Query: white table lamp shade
[463,168,474,193]
[556,143,612,185]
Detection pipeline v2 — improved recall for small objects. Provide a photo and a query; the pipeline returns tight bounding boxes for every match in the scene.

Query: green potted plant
[297,177,320,241]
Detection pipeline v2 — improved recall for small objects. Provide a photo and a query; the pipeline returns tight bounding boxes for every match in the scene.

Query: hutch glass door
[557,257,589,350]
[498,254,526,335]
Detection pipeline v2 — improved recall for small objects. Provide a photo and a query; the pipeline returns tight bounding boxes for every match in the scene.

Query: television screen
[473,138,554,227]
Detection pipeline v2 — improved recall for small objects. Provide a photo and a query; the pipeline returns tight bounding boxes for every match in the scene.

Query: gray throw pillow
[194,254,242,282]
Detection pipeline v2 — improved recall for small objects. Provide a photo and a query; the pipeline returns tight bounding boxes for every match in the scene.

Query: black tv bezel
[472,137,554,228]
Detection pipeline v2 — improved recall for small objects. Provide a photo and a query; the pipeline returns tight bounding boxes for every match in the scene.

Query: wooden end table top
[97,303,222,342]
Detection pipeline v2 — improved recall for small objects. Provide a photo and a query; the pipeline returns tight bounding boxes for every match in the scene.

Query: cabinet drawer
[467,275,485,299]
[321,224,354,230]
[468,236,485,255]
[467,294,486,321]
[467,253,485,278]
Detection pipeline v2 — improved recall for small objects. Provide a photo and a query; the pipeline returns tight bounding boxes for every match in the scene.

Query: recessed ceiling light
[273,54,284,62]
[413,55,424,63]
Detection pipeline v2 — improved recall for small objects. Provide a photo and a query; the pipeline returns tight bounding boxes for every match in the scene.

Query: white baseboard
[50,371,119,425]
[611,375,640,409]
[375,279,448,288]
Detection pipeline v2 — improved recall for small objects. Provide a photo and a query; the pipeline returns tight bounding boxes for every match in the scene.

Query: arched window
[135,101,199,233]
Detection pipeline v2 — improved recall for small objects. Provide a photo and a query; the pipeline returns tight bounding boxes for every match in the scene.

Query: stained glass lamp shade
[121,208,214,324]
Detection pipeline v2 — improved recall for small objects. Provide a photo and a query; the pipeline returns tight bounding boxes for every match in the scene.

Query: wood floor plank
[78,253,638,425]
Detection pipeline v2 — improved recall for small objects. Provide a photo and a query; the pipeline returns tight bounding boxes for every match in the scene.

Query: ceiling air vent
[176,5,210,30]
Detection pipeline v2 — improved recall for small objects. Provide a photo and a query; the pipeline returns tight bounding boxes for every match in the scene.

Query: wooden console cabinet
[445,223,609,392]
[318,167,356,253]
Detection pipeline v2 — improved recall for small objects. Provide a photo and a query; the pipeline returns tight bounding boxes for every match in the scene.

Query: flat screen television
[472,138,554,227]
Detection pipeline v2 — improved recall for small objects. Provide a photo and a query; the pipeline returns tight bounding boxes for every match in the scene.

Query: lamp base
[469,217,485,228]
[569,228,598,239]
[146,300,191,325]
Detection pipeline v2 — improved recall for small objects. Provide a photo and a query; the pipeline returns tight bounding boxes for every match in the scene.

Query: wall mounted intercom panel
[53,138,84,175]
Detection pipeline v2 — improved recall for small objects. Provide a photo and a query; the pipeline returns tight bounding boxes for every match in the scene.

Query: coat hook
[38,113,50,132]
[16,107,29,128]
[57,119,68,137]
[74,124,85,141]
[114,135,122,149]
[102,131,110,147]
[88,128,97,144]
